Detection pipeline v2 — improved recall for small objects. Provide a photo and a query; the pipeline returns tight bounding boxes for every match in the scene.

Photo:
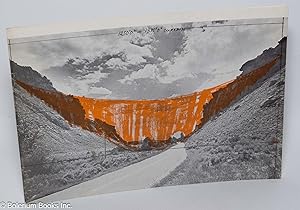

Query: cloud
[119,64,159,83]
[105,57,128,70]
[52,75,112,98]
[88,87,112,96]
[10,30,153,72]
[130,31,154,47]
[153,22,282,88]
[10,18,284,99]
[149,28,187,61]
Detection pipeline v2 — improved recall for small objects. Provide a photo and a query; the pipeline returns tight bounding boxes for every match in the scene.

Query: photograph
[8,16,287,202]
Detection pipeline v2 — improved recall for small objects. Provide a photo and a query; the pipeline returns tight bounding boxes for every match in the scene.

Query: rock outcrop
[200,58,278,127]
[10,61,56,91]
[15,80,127,149]
[240,37,287,75]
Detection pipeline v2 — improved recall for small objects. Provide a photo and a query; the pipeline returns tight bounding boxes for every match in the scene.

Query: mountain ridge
[10,60,56,91]
[240,37,287,75]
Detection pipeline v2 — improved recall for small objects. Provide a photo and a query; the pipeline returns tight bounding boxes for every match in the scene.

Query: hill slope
[10,61,56,91]
[14,84,160,202]
[156,67,284,186]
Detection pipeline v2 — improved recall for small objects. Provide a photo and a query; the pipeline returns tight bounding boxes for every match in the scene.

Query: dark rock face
[15,80,127,149]
[155,37,287,187]
[10,61,56,91]
[13,83,160,202]
[199,37,287,128]
[260,96,282,108]
[141,137,151,150]
[240,37,287,75]
[200,58,278,128]
[156,64,285,187]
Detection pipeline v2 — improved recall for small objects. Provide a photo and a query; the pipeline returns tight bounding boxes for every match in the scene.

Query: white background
[0,1,299,210]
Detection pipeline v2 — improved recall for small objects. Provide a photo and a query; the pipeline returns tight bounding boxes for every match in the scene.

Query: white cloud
[119,64,159,83]
[50,70,110,97]
[11,30,154,72]
[88,87,112,95]
[130,31,155,47]
[152,23,281,88]
[105,58,127,70]
[81,71,109,80]
[11,19,284,99]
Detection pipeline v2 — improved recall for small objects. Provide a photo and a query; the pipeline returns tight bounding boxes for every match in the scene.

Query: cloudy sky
[10,18,284,99]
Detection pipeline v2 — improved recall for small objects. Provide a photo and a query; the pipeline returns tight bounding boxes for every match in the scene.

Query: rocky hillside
[156,65,285,186]
[200,37,286,126]
[14,83,161,202]
[240,37,287,75]
[13,82,116,163]
[155,38,287,186]
[14,82,114,200]
[10,61,56,91]
[200,58,278,127]
[15,80,127,148]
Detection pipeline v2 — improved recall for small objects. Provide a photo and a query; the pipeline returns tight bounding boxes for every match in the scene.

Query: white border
[6,5,288,40]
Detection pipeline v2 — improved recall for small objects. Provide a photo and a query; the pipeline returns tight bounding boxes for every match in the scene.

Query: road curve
[39,143,187,202]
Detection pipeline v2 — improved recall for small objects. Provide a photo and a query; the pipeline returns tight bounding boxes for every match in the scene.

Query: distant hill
[14,83,159,202]
[10,61,56,91]
[240,37,287,75]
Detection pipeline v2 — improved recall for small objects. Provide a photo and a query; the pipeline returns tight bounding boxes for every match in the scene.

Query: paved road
[39,143,187,202]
